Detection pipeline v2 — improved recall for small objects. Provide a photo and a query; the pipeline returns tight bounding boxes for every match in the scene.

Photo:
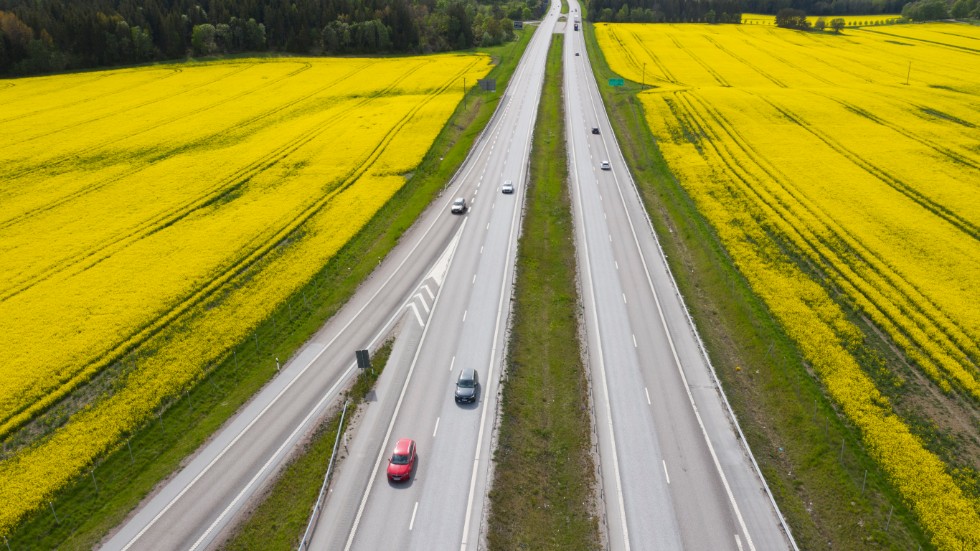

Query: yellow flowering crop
[596,23,980,549]
[0,54,491,535]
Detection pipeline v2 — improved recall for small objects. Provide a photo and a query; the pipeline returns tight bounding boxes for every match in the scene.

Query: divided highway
[102,2,795,549]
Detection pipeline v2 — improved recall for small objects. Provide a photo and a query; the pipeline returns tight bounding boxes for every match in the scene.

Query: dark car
[454,368,479,404]
[591,127,600,135]
[386,438,417,482]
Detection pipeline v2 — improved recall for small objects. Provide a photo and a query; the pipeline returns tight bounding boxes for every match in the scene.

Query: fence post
[885,505,893,531]
[91,469,99,494]
[861,470,867,495]
[49,502,59,524]
[127,439,135,464]
[839,440,845,463]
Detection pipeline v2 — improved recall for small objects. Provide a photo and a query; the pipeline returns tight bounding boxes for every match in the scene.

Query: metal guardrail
[298,399,351,551]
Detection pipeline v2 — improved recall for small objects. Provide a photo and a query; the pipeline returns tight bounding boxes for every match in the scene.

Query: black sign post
[355,349,371,371]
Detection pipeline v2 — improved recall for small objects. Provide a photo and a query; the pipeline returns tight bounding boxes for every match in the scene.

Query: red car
[386,438,417,482]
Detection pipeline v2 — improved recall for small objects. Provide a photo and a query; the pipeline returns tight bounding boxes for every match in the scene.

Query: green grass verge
[487,35,600,550]
[581,22,928,549]
[6,31,534,551]
[220,340,393,551]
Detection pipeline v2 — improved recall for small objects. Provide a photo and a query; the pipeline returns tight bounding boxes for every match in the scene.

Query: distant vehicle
[591,127,600,135]
[600,160,611,170]
[575,52,580,56]
[387,438,417,482]
[501,180,514,194]
[451,197,467,214]
[455,368,480,403]
[574,23,579,30]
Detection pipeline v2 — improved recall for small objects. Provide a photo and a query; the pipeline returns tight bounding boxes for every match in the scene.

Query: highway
[561,1,793,549]
[101,1,795,549]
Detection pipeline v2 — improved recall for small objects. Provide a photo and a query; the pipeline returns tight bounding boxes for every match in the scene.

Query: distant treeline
[587,0,910,22]
[0,0,545,75]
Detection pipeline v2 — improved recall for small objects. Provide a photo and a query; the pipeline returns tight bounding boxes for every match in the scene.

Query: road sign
[478,78,497,92]
[608,78,625,87]
[355,349,371,369]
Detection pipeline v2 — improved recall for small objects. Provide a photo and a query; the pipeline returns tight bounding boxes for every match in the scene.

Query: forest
[0,0,544,75]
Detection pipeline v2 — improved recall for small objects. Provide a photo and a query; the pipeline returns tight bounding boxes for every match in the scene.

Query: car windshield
[392,453,410,465]
[458,379,475,388]
[454,199,464,205]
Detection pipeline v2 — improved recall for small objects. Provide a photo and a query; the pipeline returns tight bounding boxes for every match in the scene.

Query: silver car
[501,180,514,194]
[451,197,467,214]
[600,160,611,170]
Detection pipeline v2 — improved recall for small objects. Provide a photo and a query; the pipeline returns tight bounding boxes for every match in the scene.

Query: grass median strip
[487,35,600,550]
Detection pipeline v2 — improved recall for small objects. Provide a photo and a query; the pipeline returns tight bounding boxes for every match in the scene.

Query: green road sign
[608,78,625,87]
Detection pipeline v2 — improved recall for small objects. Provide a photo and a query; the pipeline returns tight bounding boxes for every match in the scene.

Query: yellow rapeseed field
[0,55,491,535]
[596,22,980,549]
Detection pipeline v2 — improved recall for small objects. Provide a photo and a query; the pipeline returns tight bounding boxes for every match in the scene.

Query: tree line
[0,0,545,75]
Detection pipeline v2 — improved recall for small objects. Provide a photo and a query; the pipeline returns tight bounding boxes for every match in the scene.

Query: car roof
[459,367,477,379]
[393,438,414,453]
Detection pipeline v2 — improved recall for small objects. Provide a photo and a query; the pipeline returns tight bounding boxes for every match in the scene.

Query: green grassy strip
[487,35,600,550]
[581,22,928,549]
[220,340,393,551]
[7,31,534,551]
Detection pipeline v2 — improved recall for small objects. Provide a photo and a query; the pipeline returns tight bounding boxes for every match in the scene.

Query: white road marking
[462,310,467,322]
[645,387,651,405]
[663,460,670,484]
[450,356,456,372]
[486,222,490,230]
[409,303,424,328]
[480,246,484,255]
[622,293,627,304]
[615,260,619,270]
[433,417,441,438]
[609,234,612,242]
[735,534,744,551]
[409,502,419,531]
[472,274,477,285]
[422,284,435,302]
[415,293,430,314]
[633,333,637,348]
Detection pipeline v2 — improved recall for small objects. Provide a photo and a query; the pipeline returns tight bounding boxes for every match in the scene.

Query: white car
[600,160,611,171]
[451,197,467,214]
[501,180,514,194]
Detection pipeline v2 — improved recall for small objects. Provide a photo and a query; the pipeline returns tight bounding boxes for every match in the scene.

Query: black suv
[454,368,479,403]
